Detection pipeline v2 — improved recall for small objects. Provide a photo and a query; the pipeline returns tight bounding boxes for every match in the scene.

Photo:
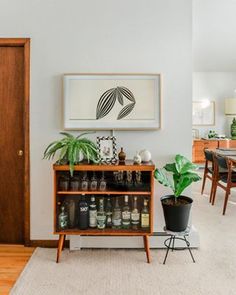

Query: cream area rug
[11,181,236,295]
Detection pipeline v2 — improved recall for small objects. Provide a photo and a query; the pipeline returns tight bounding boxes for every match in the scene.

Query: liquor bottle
[105,197,112,228]
[122,195,131,229]
[112,197,122,229]
[90,172,98,191]
[97,198,106,229]
[89,196,97,228]
[141,199,149,229]
[99,171,107,191]
[81,171,89,191]
[78,194,89,229]
[58,204,68,230]
[131,196,140,229]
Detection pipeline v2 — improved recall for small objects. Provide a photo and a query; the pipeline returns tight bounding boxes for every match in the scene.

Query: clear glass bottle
[131,196,140,229]
[58,175,69,191]
[105,197,112,228]
[89,196,97,228]
[97,198,106,229]
[70,176,80,191]
[90,172,98,191]
[112,197,122,229]
[141,199,149,229]
[67,198,76,228]
[81,171,89,191]
[122,195,131,229]
[99,171,107,191]
[58,204,68,230]
[78,194,89,230]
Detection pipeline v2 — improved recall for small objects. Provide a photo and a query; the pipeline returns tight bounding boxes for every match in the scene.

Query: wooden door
[0,41,29,244]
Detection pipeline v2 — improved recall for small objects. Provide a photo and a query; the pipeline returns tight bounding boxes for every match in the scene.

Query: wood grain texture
[0,244,34,295]
[0,38,30,245]
[0,46,25,243]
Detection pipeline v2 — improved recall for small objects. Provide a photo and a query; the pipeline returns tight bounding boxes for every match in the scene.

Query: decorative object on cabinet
[208,130,217,139]
[97,136,117,163]
[118,147,126,163]
[133,151,142,164]
[139,149,152,162]
[192,128,199,139]
[231,118,236,139]
[63,73,162,130]
[154,154,201,232]
[43,132,99,176]
[192,100,215,126]
[53,161,155,263]
[225,98,236,138]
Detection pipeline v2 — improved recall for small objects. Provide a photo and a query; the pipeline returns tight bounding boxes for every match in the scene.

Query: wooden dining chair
[211,155,236,215]
[201,150,215,202]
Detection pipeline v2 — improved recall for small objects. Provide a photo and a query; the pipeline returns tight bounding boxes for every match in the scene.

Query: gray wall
[0,0,192,240]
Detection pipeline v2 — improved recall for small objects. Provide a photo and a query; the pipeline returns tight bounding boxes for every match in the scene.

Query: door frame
[0,38,30,246]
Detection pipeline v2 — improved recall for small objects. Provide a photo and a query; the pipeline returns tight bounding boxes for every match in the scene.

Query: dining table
[208,148,236,165]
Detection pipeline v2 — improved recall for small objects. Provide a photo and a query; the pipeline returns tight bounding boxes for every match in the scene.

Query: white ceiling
[193,0,236,71]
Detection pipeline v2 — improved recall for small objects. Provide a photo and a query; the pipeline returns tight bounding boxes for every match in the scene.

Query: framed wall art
[192,101,215,126]
[97,136,117,163]
[63,73,162,130]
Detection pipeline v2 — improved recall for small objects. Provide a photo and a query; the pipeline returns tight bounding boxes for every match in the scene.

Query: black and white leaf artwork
[96,88,116,119]
[116,87,124,106]
[117,102,135,120]
[96,86,136,120]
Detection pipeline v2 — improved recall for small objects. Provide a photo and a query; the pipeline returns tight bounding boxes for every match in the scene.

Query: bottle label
[97,215,106,229]
[89,210,97,227]
[113,218,121,226]
[122,211,131,220]
[80,207,88,212]
[141,214,149,227]
[131,212,140,222]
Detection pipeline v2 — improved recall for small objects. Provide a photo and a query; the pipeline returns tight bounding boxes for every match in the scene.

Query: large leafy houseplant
[154,154,201,204]
[154,154,201,232]
[43,132,99,176]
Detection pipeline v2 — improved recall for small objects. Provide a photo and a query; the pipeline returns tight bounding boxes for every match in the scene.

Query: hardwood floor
[0,244,35,295]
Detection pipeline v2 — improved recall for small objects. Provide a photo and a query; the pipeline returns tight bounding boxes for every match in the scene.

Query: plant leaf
[117,103,135,120]
[59,132,74,138]
[164,163,178,174]
[154,169,174,191]
[96,88,116,119]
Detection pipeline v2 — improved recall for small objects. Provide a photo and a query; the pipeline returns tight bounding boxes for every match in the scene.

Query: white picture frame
[63,73,162,130]
[192,101,215,126]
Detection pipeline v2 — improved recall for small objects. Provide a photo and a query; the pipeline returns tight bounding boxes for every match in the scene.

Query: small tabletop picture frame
[97,136,118,163]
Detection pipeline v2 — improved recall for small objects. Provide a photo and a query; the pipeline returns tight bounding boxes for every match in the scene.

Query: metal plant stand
[163,226,196,265]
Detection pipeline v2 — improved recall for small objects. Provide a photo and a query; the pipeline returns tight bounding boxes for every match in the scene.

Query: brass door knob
[17,150,24,156]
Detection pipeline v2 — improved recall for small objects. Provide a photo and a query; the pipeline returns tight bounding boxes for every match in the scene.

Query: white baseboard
[69,226,199,250]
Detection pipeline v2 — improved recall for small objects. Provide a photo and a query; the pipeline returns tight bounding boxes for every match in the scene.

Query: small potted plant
[154,154,201,232]
[43,132,99,176]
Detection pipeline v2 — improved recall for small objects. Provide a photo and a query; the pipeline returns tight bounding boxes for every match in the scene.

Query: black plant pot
[161,195,193,232]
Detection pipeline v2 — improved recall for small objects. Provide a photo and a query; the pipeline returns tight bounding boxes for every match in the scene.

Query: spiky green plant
[43,132,99,176]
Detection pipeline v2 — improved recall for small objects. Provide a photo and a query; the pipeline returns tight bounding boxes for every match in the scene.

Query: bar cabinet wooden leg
[56,234,65,263]
[62,234,66,251]
[143,235,151,263]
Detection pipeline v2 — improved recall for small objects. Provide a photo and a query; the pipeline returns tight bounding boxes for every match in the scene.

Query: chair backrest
[204,150,213,162]
[216,155,228,170]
